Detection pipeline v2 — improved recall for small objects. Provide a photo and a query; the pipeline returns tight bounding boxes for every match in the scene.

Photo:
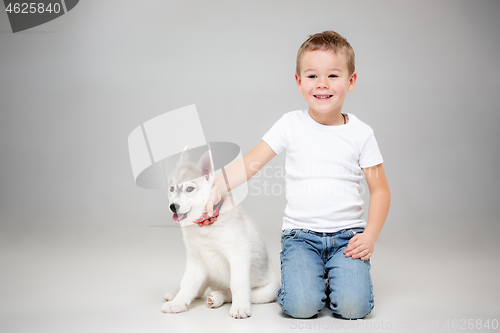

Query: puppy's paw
[161,301,187,314]
[207,291,225,309]
[163,288,179,301]
[229,303,252,319]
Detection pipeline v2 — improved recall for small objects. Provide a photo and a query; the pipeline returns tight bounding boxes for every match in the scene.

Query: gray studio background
[1,1,499,332]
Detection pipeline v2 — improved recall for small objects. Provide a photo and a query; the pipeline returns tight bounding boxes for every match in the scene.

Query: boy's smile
[295,49,357,125]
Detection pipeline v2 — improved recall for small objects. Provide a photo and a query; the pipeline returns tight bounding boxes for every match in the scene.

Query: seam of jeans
[364,257,374,317]
[278,251,285,308]
[369,262,374,309]
[332,233,335,256]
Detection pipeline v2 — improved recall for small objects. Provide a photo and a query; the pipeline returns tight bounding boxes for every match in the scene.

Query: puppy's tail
[250,278,280,304]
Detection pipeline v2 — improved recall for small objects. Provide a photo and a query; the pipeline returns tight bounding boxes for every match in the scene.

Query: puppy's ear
[197,151,213,182]
[177,146,190,166]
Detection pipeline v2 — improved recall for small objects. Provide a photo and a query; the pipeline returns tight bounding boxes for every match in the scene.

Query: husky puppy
[161,150,279,319]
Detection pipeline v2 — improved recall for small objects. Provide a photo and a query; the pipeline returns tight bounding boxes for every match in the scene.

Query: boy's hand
[343,232,377,261]
[200,187,221,227]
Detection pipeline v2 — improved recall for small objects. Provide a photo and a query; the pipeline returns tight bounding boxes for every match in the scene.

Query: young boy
[203,31,390,319]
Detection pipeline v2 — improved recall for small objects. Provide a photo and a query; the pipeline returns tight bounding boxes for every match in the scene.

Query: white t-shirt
[262,110,383,232]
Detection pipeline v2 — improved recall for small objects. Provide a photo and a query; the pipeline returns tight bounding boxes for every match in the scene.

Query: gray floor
[1,215,499,333]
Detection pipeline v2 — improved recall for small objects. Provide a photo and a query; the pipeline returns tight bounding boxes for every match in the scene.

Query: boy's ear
[295,73,302,92]
[197,151,213,182]
[347,71,358,92]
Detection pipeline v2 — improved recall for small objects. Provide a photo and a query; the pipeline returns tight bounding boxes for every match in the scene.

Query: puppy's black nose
[170,203,180,213]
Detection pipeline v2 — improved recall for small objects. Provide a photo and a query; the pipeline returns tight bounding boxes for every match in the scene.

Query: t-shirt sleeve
[262,114,287,155]
[359,130,384,168]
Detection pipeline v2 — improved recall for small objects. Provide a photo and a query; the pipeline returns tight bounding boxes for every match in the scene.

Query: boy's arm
[362,163,391,239]
[344,163,391,260]
[203,141,276,223]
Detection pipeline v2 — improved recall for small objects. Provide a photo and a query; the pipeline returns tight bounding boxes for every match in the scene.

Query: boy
[203,31,390,319]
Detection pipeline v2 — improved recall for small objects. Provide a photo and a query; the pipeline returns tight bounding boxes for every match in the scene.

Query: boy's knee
[279,290,325,319]
[280,298,324,319]
[335,298,373,319]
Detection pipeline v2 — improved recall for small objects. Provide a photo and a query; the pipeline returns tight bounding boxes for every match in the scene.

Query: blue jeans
[277,228,374,319]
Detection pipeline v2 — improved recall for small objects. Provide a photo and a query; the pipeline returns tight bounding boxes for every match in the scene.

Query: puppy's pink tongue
[172,213,185,222]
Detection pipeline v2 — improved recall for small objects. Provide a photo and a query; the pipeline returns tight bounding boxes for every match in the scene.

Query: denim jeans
[277,228,374,319]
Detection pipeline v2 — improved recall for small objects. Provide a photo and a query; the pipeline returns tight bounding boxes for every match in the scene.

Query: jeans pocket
[281,229,301,244]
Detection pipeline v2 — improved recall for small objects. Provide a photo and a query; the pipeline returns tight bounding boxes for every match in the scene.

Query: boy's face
[295,50,357,120]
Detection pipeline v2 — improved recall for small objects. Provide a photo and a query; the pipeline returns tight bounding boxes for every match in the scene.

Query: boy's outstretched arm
[201,141,277,226]
[344,163,391,260]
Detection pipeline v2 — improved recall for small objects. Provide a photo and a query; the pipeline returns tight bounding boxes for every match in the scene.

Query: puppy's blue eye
[186,186,195,193]
[169,186,175,192]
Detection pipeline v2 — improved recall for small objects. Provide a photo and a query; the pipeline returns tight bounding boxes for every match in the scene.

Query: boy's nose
[316,79,329,89]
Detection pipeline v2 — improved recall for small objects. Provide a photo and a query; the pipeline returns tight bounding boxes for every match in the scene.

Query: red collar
[193,198,224,226]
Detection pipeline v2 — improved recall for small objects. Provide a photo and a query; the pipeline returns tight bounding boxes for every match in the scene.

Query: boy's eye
[329,74,338,78]
[186,186,195,193]
[307,75,317,79]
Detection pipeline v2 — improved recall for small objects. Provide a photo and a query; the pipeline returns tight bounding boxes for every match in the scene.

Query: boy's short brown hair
[296,31,355,76]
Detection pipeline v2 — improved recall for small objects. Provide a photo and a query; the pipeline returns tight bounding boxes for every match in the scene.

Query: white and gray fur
[161,150,279,319]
